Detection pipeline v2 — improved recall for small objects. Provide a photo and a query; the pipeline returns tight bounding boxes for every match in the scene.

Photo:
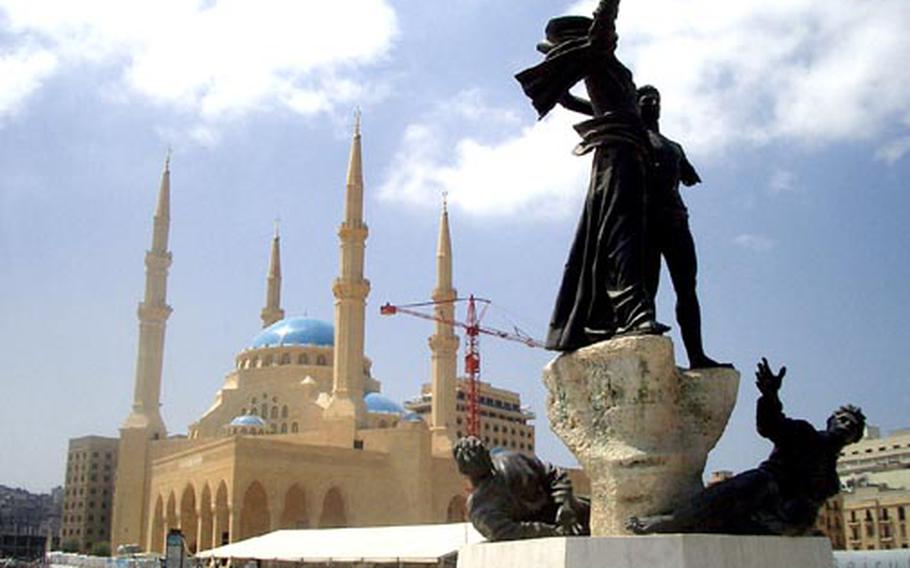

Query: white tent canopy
[196,523,485,564]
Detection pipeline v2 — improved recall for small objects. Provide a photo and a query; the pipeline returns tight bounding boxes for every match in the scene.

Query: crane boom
[380,295,543,438]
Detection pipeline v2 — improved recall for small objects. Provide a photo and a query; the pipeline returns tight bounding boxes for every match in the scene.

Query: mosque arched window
[252,357,260,368]
[298,354,308,365]
[271,406,278,419]
[280,353,291,365]
[282,405,288,418]
[250,407,257,416]
[241,408,247,415]
[378,420,387,429]
[291,422,299,433]
[281,423,288,434]
[261,403,268,417]
[264,355,274,367]
[317,355,327,366]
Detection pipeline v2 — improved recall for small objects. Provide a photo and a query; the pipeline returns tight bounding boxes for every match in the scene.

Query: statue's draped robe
[516,31,655,351]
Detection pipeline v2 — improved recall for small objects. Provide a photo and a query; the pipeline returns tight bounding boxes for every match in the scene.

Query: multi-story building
[841,484,910,551]
[838,427,910,490]
[405,378,536,455]
[60,436,119,552]
[0,484,62,558]
[813,426,910,550]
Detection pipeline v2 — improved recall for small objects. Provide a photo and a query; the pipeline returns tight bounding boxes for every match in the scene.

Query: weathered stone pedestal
[456,535,834,568]
[543,336,739,535]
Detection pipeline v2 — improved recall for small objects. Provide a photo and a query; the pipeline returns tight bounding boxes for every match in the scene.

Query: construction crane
[380,294,544,437]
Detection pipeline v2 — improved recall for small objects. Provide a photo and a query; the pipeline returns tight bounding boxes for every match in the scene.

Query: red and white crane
[380,294,543,437]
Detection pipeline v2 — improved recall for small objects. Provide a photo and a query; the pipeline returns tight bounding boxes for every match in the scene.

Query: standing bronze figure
[516,1,668,351]
[637,85,729,369]
[628,358,865,536]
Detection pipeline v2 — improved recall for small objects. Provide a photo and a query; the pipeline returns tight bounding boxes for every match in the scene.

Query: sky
[1,0,909,493]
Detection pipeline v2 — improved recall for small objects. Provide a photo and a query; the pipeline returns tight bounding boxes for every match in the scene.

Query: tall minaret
[112,154,173,550]
[260,224,285,327]
[326,111,369,425]
[429,196,460,454]
[123,154,172,437]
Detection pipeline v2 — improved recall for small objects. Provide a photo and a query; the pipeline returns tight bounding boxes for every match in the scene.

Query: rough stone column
[543,335,739,535]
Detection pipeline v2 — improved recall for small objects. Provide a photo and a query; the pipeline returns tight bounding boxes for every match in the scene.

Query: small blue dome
[364,393,405,415]
[251,317,334,348]
[230,415,266,427]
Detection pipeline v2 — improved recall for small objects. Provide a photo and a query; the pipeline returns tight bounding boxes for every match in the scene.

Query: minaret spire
[326,110,370,425]
[429,194,459,453]
[260,221,285,327]
[124,154,172,436]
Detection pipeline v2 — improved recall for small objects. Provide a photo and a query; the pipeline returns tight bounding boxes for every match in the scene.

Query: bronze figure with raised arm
[516,0,669,351]
[627,358,865,535]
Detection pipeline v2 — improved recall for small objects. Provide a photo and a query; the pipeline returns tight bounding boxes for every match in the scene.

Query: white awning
[196,523,485,563]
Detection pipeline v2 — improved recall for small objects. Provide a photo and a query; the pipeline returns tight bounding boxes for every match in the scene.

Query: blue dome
[364,393,405,415]
[402,412,424,423]
[230,415,266,427]
[251,317,334,348]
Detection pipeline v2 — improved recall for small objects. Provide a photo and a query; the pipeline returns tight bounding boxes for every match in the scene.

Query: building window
[280,353,291,365]
[291,422,299,433]
[298,354,309,365]
[271,406,279,419]
[281,423,288,433]
[317,354,327,365]
[282,405,289,418]
[900,507,906,521]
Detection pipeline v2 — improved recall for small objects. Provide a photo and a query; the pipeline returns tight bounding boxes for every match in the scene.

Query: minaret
[260,223,285,327]
[326,111,369,425]
[429,196,460,454]
[123,154,172,437]
[112,154,173,550]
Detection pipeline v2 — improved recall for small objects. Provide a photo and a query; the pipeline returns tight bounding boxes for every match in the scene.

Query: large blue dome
[251,317,334,348]
[364,393,406,415]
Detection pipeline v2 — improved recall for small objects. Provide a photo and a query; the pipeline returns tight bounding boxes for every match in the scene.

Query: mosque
[108,119,534,553]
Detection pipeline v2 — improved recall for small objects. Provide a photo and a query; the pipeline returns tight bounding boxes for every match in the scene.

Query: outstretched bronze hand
[755,357,786,396]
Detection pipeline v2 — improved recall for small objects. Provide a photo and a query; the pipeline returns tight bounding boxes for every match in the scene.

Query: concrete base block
[457,535,833,568]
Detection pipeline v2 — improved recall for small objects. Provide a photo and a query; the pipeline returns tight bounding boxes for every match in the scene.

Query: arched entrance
[280,484,308,529]
[214,481,230,547]
[179,485,198,553]
[150,495,164,553]
[319,487,346,528]
[239,481,270,540]
[446,495,467,522]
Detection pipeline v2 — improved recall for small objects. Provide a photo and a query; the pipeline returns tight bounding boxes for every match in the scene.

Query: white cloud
[383,0,910,219]
[0,0,398,124]
[876,137,910,165]
[768,169,796,194]
[568,0,910,153]
[378,90,587,219]
[0,46,57,119]
[734,234,776,252]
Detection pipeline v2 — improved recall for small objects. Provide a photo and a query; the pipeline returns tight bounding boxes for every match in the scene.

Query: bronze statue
[453,436,590,541]
[628,358,865,536]
[515,1,668,351]
[637,85,729,369]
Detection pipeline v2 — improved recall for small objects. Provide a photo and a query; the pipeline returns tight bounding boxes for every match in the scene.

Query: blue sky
[1,0,908,493]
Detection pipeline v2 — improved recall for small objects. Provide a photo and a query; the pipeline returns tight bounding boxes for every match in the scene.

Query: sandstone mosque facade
[109,119,535,553]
